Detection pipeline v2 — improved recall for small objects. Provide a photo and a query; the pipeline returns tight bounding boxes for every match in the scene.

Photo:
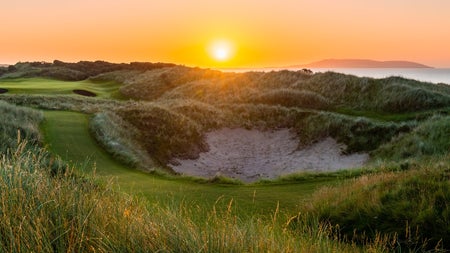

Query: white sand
[171,128,369,182]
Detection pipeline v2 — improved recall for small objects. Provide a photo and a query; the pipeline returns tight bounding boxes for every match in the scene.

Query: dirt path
[171,128,369,182]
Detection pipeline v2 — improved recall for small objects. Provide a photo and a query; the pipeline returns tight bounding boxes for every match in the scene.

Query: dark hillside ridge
[296,59,432,68]
[0,60,176,81]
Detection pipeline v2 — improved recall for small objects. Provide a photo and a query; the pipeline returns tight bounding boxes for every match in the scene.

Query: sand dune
[171,128,369,182]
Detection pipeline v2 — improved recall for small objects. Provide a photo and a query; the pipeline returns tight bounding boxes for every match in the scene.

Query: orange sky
[1,0,450,67]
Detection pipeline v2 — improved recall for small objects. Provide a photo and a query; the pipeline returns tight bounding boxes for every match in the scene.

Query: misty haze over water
[312,68,450,85]
[222,68,450,85]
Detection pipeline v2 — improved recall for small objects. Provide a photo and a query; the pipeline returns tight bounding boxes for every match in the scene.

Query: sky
[1,0,450,68]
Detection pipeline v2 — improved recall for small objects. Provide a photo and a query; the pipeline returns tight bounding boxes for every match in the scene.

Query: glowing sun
[208,40,234,62]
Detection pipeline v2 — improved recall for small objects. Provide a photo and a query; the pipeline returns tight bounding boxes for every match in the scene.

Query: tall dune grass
[373,115,450,160]
[89,112,156,170]
[297,112,415,152]
[1,141,383,252]
[297,72,450,112]
[0,101,43,153]
[114,102,207,165]
[115,67,450,114]
[302,156,450,250]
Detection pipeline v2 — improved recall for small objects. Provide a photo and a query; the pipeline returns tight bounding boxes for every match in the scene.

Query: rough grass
[298,72,450,112]
[302,156,450,251]
[0,101,43,153]
[1,142,391,252]
[113,102,207,165]
[160,99,229,131]
[89,112,156,170]
[373,115,450,160]
[249,88,330,110]
[296,112,415,152]
[115,67,450,114]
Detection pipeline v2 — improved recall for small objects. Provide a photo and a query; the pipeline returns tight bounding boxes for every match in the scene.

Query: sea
[220,68,450,85]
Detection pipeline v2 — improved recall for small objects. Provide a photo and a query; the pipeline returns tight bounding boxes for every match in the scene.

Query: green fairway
[42,110,336,216]
[0,77,122,98]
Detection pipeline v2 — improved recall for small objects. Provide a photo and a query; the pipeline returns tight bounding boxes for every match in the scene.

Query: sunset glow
[1,0,450,67]
[208,40,234,62]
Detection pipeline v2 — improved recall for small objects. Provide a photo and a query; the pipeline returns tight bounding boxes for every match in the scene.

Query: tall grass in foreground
[302,156,450,251]
[0,142,402,252]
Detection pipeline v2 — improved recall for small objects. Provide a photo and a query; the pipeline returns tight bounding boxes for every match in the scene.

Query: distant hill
[0,60,176,81]
[0,64,10,67]
[296,59,432,68]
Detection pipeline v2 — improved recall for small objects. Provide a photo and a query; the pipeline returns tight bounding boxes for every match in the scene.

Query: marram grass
[0,142,393,252]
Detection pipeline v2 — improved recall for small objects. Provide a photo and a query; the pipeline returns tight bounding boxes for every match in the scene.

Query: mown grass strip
[0,77,122,98]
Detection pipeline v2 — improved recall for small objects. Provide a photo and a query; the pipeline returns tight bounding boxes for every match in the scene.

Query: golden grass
[1,142,380,252]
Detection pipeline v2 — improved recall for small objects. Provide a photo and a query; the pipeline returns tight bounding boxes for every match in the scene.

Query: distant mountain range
[0,64,10,67]
[294,59,432,68]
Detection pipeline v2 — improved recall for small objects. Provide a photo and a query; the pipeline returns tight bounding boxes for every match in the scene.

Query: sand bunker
[171,128,369,182]
[73,89,97,97]
[0,88,8,94]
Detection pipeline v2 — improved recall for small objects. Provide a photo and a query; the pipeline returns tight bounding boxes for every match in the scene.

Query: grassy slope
[0,77,122,98]
[303,157,450,249]
[42,110,335,217]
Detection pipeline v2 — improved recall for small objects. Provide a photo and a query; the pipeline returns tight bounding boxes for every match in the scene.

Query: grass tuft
[250,88,330,110]
[301,156,450,250]
[89,111,156,170]
[373,115,450,160]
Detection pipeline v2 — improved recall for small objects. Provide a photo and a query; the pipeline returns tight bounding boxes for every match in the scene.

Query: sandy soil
[171,128,369,182]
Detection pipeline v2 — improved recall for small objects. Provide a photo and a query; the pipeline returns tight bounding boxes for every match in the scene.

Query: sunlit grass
[302,156,450,250]
[0,77,122,98]
[0,139,412,252]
